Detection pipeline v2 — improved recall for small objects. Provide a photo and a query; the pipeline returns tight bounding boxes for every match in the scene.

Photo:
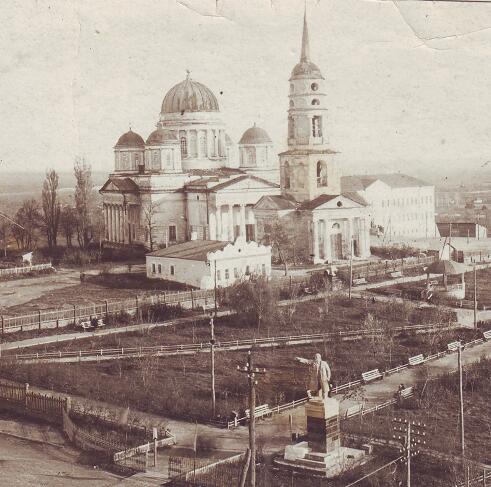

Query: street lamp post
[207,259,218,418]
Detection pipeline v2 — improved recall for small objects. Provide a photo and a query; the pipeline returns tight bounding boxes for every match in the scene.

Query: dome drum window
[311,82,319,91]
[311,99,320,106]
[180,137,188,158]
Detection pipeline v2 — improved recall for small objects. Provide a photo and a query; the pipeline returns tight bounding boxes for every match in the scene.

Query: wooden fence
[0,288,215,334]
[0,263,53,277]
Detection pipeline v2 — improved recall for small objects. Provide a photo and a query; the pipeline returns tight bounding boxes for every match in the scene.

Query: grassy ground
[3,272,189,316]
[0,323,480,424]
[342,357,491,477]
[11,295,457,353]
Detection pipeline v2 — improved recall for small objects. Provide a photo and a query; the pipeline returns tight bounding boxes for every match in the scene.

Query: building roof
[100,177,139,193]
[209,174,279,192]
[342,174,430,191]
[147,240,228,261]
[239,124,272,145]
[146,128,178,145]
[254,194,298,211]
[297,192,368,211]
[161,73,219,114]
[115,130,145,148]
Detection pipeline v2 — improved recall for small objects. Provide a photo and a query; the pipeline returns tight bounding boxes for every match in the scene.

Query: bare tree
[60,205,77,248]
[74,158,94,248]
[41,169,61,250]
[12,199,41,250]
[261,217,293,275]
[142,200,158,251]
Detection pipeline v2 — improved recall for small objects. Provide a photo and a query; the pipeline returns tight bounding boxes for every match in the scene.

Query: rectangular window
[262,264,266,276]
[169,225,177,241]
[217,270,221,281]
[245,265,250,275]
[170,265,175,276]
[225,269,229,280]
[158,264,162,274]
[152,263,156,273]
[234,268,239,278]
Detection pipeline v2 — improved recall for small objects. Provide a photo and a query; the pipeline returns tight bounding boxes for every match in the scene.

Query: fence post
[24,383,29,408]
[135,296,139,322]
[105,300,109,319]
[191,290,195,310]
[38,310,42,330]
[73,304,76,325]
[1,316,3,335]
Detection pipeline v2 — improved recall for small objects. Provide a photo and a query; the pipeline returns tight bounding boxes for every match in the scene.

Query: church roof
[210,175,279,192]
[147,240,228,262]
[115,130,145,148]
[297,192,368,210]
[341,174,430,191]
[254,195,298,211]
[100,177,139,193]
[146,128,178,145]
[239,124,272,145]
[279,148,338,156]
[161,73,219,114]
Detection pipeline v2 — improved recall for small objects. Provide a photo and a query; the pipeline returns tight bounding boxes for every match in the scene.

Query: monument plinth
[305,397,340,453]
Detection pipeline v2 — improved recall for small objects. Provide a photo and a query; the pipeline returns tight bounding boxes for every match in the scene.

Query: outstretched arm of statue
[295,357,312,365]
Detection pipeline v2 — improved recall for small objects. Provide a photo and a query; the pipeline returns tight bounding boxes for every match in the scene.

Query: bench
[245,404,271,420]
[352,277,367,286]
[345,403,363,419]
[389,271,403,279]
[447,341,462,352]
[399,386,414,399]
[362,369,383,383]
[483,330,491,341]
[408,354,425,366]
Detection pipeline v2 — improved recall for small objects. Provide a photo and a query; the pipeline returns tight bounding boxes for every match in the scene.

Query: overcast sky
[1,0,491,183]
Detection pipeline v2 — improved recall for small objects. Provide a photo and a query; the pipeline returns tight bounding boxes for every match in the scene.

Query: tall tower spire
[301,5,310,62]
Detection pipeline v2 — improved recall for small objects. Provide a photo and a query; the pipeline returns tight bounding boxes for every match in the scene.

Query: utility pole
[237,351,266,487]
[458,345,465,458]
[393,417,426,487]
[210,315,216,418]
[474,263,478,330]
[349,238,353,300]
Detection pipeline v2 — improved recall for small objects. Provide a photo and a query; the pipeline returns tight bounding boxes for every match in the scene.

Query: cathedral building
[100,73,280,249]
[253,11,371,264]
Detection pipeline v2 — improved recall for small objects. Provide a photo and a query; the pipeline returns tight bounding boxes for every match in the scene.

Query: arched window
[180,136,187,157]
[312,116,322,137]
[290,83,295,93]
[152,150,161,170]
[289,99,294,108]
[317,161,328,187]
[311,99,320,106]
[284,161,291,189]
[311,82,319,91]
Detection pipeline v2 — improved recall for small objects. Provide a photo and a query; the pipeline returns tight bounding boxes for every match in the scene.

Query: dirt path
[0,268,81,311]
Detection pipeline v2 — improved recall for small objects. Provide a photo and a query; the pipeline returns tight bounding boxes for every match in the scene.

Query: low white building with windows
[146,237,271,289]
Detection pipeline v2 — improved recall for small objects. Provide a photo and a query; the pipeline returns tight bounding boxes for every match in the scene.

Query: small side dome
[239,124,272,145]
[146,128,178,145]
[115,129,145,148]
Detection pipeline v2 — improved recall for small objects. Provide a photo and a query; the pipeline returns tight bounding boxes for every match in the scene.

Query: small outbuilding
[146,237,272,289]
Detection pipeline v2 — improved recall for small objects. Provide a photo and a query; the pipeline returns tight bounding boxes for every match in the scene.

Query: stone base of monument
[275,397,368,478]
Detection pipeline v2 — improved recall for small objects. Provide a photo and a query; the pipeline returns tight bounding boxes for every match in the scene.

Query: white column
[240,204,246,238]
[207,129,213,158]
[216,205,223,240]
[103,205,107,240]
[312,219,319,262]
[117,206,122,243]
[228,204,234,241]
[323,220,331,262]
[109,205,114,242]
[214,129,219,157]
[364,218,371,256]
[209,212,217,240]
[347,218,354,258]
[122,205,126,244]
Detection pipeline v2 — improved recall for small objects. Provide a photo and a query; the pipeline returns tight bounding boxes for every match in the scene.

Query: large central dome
[161,74,219,115]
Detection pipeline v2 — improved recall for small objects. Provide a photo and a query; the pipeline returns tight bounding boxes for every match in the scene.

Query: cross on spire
[186,69,191,79]
[300,4,310,63]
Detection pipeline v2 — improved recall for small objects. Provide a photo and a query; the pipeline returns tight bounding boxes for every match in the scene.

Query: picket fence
[0,288,215,333]
[0,263,53,277]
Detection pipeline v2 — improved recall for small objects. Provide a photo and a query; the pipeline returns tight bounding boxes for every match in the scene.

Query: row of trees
[1,158,102,254]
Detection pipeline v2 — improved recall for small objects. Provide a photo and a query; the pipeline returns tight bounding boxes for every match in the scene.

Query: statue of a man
[295,353,332,399]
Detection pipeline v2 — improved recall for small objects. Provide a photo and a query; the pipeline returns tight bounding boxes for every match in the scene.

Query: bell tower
[280,8,341,203]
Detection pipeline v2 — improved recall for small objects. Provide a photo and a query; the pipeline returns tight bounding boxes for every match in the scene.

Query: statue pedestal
[278,397,367,478]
